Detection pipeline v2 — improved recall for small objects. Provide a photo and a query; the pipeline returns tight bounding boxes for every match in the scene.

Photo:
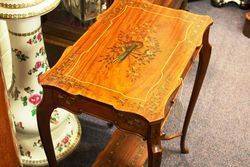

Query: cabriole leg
[37,88,57,167]
[181,28,212,154]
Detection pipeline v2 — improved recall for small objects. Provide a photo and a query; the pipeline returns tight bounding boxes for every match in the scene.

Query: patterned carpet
[60,1,250,166]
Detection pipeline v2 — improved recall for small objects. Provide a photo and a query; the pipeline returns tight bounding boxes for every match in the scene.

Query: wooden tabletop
[39,0,212,122]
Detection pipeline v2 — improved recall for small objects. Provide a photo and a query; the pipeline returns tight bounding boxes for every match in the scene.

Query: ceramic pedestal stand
[0,0,81,166]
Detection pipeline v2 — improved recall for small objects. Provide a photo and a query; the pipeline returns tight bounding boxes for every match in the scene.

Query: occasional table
[37,0,213,166]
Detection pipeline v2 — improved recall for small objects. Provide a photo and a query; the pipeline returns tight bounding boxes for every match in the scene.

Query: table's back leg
[37,87,57,166]
[107,0,114,8]
[180,28,212,154]
[180,0,188,10]
[147,122,163,167]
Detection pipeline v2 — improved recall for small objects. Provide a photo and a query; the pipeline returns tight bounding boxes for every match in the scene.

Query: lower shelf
[92,129,148,167]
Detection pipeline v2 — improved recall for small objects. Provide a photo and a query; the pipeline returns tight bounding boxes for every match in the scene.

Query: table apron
[50,86,150,139]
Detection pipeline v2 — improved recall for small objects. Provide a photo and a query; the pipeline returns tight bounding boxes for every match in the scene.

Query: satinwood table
[37,0,213,166]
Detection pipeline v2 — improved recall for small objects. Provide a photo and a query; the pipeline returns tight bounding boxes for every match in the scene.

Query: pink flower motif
[37,33,42,41]
[62,136,69,144]
[35,61,42,69]
[29,94,42,105]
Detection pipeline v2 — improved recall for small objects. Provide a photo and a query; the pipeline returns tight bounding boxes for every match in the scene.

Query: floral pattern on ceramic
[28,60,48,76]
[33,139,43,148]
[26,32,43,45]
[16,114,81,166]
[50,110,60,125]
[6,15,81,166]
[19,145,32,159]
[8,20,56,133]
[35,47,46,57]
[14,121,24,130]
[12,48,29,62]
[55,130,74,152]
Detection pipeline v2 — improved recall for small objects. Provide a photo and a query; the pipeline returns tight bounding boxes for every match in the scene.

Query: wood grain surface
[0,61,21,167]
[39,0,212,122]
[92,129,147,167]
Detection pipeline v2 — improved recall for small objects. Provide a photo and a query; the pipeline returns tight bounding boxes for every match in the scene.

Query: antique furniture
[0,0,81,165]
[42,0,187,66]
[42,0,186,164]
[243,12,250,38]
[37,0,213,166]
[0,60,21,167]
[211,0,250,9]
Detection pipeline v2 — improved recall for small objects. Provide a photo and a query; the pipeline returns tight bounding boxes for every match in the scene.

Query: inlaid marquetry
[39,0,212,122]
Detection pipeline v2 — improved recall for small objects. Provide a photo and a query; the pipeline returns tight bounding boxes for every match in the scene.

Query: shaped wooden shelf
[92,129,147,167]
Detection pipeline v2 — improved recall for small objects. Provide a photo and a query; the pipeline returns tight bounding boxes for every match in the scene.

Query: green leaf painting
[21,96,28,106]
[31,108,37,117]
[12,49,29,62]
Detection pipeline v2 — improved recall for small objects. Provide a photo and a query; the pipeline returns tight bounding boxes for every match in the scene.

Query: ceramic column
[0,0,81,166]
[0,20,12,89]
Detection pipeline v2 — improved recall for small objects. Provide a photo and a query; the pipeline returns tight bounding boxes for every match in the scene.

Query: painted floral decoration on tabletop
[99,22,161,82]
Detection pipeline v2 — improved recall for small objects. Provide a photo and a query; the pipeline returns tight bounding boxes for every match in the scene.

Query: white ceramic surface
[0,0,61,19]
[7,17,69,134]
[0,20,12,89]
[18,113,81,166]
[0,0,82,166]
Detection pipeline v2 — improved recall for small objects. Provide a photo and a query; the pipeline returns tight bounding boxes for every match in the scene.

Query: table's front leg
[37,87,57,167]
[181,28,212,154]
[147,122,163,167]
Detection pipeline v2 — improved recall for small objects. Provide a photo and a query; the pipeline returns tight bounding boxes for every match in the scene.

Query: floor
[61,0,250,166]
